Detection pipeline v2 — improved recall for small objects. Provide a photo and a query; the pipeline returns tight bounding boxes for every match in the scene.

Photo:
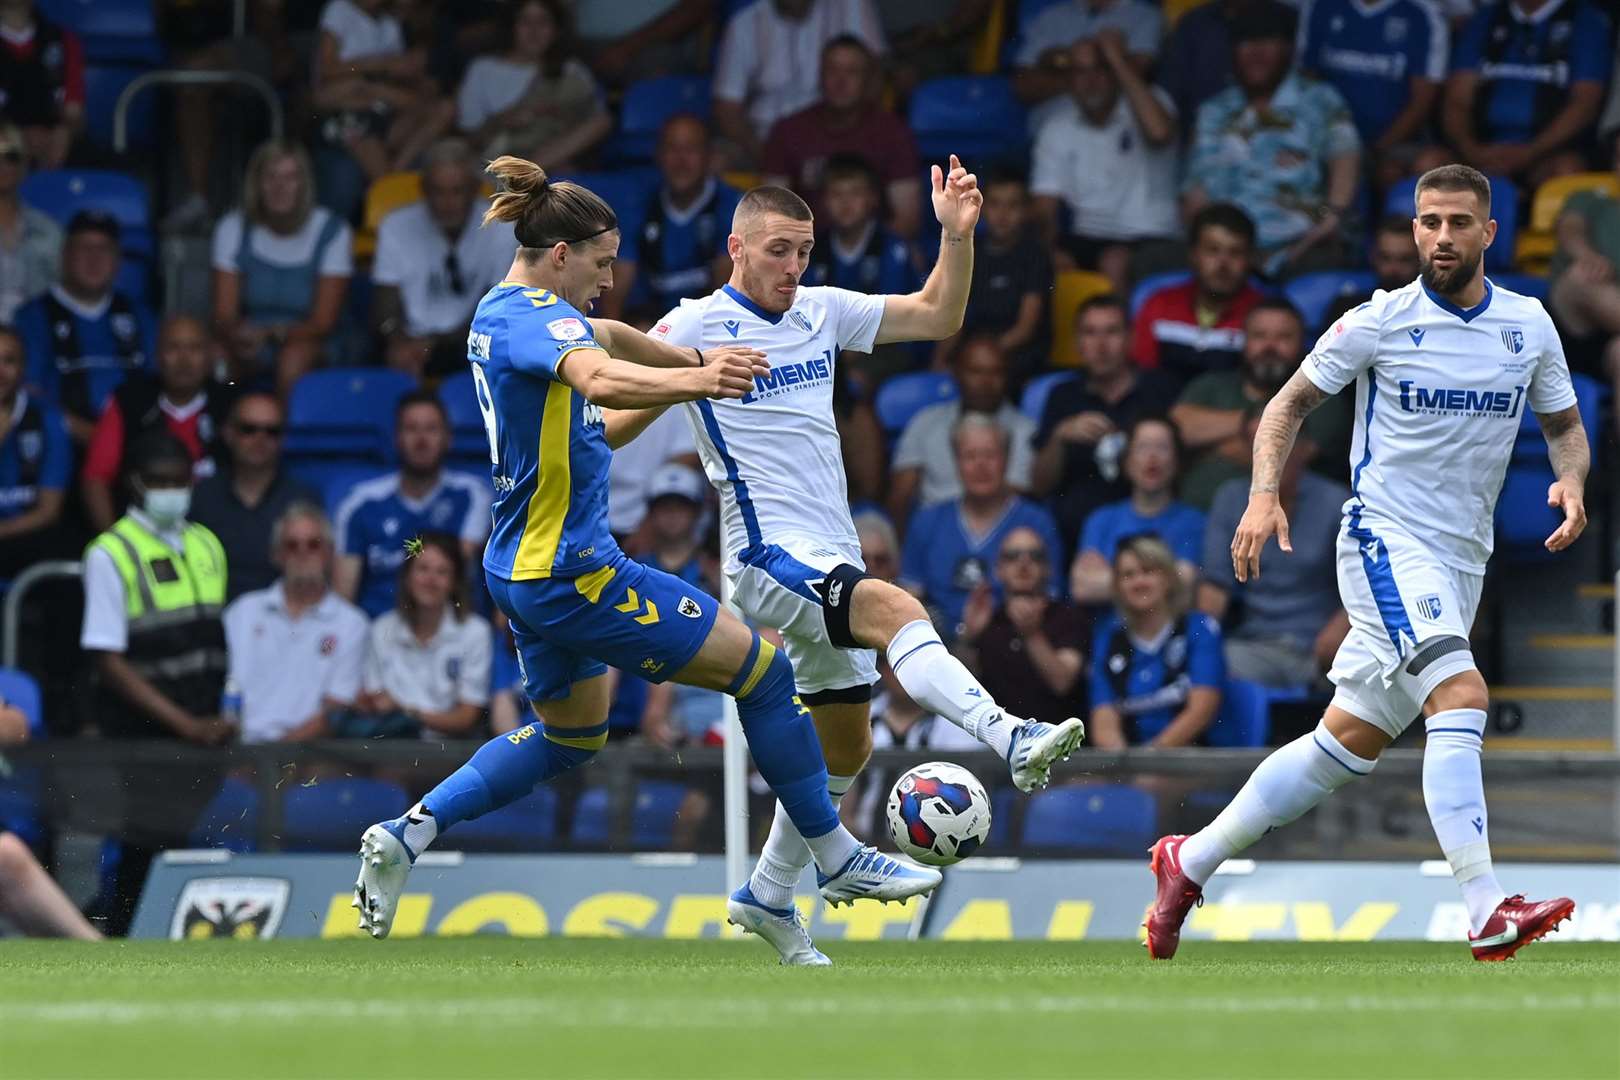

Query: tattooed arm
[1537,404,1589,552]
[1229,370,1331,582]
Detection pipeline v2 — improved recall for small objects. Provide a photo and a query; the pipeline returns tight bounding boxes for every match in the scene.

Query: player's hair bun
[484,156,552,226]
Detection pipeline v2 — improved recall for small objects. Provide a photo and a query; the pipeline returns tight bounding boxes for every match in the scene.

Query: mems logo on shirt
[1397,381,1525,418]
[740,349,832,404]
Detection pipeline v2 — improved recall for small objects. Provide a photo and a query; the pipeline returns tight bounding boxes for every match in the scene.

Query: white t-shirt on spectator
[223,582,369,743]
[372,202,516,336]
[319,0,404,61]
[79,509,189,654]
[712,0,886,138]
[606,405,697,535]
[456,56,599,133]
[891,401,1036,508]
[211,208,354,279]
[363,609,493,736]
[1031,92,1180,242]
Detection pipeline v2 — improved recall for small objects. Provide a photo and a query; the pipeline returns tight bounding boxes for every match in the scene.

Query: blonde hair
[241,139,314,228]
[1112,534,1187,616]
[483,155,617,257]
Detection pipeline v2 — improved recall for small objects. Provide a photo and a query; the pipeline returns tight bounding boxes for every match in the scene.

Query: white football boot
[1007,716,1087,793]
[726,883,831,966]
[817,846,942,907]
[353,820,415,939]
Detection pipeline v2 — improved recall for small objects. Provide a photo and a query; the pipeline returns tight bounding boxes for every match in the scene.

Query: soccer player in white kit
[1145,165,1589,962]
[646,159,1086,965]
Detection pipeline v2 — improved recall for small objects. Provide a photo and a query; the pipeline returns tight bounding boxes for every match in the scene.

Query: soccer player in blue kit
[352,157,941,938]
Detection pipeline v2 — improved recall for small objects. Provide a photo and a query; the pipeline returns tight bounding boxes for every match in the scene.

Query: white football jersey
[652,284,887,571]
[1302,277,1577,574]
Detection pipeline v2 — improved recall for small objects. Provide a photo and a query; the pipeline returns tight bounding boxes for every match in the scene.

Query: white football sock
[1179,723,1376,885]
[887,619,1017,757]
[400,801,438,858]
[1422,708,1506,933]
[749,774,858,910]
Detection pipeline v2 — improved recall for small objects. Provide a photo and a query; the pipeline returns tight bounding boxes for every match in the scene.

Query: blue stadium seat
[35,0,163,63]
[1020,370,1077,422]
[0,667,45,739]
[1514,372,1601,462]
[281,778,408,852]
[1492,271,1549,303]
[0,668,45,848]
[84,64,155,150]
[284,368,417,463]
[188,775,261,853]
[1385,174,1516,270]
[555,169,658,237]
[1021,783,1157,855]
[289,461,390,518]
[1499,374,1603,558]
[908,76,1028,162]
[610,76,712,164]
[570,781,690,849]
[1207,679,1270,748]
[445,788,558,851]
[874,371,957,439]
[1129,271,1190,318]
[438,370,491,466]
[20,169,152,257]
[988,786,1018,850]
[1284,270,1375,333]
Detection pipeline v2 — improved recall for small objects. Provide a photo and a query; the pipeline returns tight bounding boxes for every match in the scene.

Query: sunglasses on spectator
[280,536,325,553]
[999,547,1046,563]
[233,421,283,437]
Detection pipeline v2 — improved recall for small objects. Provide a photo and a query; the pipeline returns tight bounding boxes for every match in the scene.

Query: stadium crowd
[0,0,1614,897]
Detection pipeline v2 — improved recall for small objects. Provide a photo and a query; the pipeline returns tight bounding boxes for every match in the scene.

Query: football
[885,762,992,866]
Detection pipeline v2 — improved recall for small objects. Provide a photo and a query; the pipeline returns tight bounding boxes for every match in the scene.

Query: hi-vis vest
[87,515,228,733]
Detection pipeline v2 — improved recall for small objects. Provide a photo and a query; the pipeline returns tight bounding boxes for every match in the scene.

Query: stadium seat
[1491,271,1549,303]
[610,76,711,163]
[84,64,155,150]
[188,775,261,853]
[290,461,390,518]
[1208,679,1271,748]
[355,172,421,261]
[284,367,417,463]
[0,668,46,850]
[1019,370,1077,422]
[20,169,152,257]
[1385,174,1516,270]
[908,76,1028,162]
[1021,783,1157,855]
[1165,0,1214,26]
[36,0,163,64]
[444,788,558,851]
[570,781,690,850]
[1517,172,1619,271]
[988,786,1019,850]
[1500,374,1602,556]
[1284,270,1374,333]
[1129,271,1191,319]
[0,667,45,740]
[874,371,958,439]
[1514,372,1602,463]
[281,778,409,852]
[554,169,659,236]
[439,370,492,466]
[1049,270,1113,367]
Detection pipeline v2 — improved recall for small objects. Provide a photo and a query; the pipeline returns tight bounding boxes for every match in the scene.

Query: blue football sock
[729,636,839,841]
[422,719,606,833]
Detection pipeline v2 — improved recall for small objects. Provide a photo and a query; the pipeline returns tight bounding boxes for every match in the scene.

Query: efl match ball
[886,762,991,867]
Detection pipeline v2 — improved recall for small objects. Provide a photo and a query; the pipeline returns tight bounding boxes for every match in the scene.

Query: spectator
[1156,0,1251,124]
[578,0,715,85]
[223,502,368,743]
[373,139,516,378]
[899,414,1063,629]
[711,0,886,166]
[1013,0,1163,109]
[349,532,492,740]
[1087,533,1224,748]
[955,525,1089,724]
[1033,295,1179,550]
[455,0,611,170]
[1069,416,1205,604]
[853,508,901,581]
[310,0,455,219]
[1297,0,1448,174]
[0,0,84,168]
[211,140,353,398]
[1174,299,1353,509]
[190,392,319,602]
[1321,213,1423,331]
[889,336,1036,524]
[0,325,69,578]
[15,211,157,444]
[803,156,916,297]
[1442,0,1610,186]
[80,432,228,929]
[607,405,699,546]
[1199,411,1350,688]
[81,316,231,534]
[1183,2,1361,278]
[934,167,1050,377]
[334,390,492,617]
[1550,136,1620,416]
[1131,203,1265,387]
[0,120,60,323]
[1031,36,1179,294]
[761,34,921,238]
[605,115,740,322]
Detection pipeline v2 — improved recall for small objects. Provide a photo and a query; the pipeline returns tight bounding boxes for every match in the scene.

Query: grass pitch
[0,939,1615,1080]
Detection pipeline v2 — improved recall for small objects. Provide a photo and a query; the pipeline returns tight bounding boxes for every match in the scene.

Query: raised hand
[1230,493,1292,583]
[931,153,983,236]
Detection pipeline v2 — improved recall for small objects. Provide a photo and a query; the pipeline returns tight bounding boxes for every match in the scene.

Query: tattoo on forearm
[1540,406,1590,485]
[1249,371,1329,494]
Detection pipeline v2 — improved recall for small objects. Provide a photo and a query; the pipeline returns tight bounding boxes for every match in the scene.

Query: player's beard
[1420,247,1481,297]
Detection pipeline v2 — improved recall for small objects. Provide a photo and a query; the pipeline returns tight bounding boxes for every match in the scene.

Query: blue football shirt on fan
[1080,499,1207,566]
[334,470,492,616]
[1089,612,1225,743]
[620,179,742,315]
[899,497,1065,627]
[804,226,917,296]
[0,391,71,520]
[1298,0,1448,144]
[1451,0,1611,145]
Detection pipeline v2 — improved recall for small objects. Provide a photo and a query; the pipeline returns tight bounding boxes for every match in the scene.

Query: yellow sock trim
[574,565,617,604]
[736,639,778,699]
[544,729,608,751]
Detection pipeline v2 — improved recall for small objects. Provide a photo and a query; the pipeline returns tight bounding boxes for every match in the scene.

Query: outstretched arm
[558,348,753,410]
[589,318,707,369]
[875,155,982,344]
[1538,404,1589,552]
[1229,370,1330,582]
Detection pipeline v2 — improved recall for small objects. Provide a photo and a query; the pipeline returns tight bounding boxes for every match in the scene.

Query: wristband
[693,347,705,367]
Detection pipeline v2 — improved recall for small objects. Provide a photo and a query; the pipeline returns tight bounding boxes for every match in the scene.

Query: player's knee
[846,574,923,645]
[538,721,608,766]
[1425,668,1489,716]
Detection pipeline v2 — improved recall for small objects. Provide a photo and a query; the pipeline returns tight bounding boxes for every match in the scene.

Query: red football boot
[1144,834,1203,960]
[1469,894,1576,962]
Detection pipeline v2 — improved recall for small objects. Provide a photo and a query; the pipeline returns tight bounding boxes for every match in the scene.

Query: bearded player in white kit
[1146,165,1589,962]
[637,156,1085,965]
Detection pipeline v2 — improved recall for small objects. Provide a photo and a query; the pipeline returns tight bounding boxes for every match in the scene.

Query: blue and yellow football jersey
[467,282,620,581]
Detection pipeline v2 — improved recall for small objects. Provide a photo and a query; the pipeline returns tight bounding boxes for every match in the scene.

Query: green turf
[1,939,1615,1080]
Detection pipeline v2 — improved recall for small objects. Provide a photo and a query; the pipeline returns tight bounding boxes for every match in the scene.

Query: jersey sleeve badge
[546,317,588,342]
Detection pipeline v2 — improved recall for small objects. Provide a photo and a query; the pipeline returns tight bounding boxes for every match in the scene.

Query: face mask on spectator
[139,485,191,527]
